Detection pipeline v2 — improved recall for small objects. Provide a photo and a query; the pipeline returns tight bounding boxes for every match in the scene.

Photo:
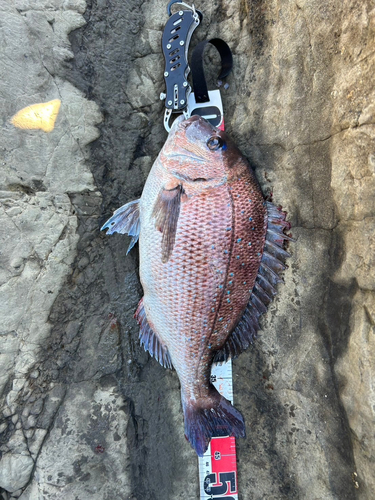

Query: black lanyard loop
[191,38,233,103]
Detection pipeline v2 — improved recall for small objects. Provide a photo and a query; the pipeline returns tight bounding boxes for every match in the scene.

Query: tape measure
[198,359,238,500]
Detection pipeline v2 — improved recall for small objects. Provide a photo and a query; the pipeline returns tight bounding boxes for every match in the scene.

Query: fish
[101,115,292,456]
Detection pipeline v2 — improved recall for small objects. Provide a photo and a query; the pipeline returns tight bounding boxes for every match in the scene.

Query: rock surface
[0,0,374,499]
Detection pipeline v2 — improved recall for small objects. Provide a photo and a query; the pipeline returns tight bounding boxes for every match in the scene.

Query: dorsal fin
[213,202,293,363]
[101,199,140,254]
[152,184,183,263]
[134,299,173,369]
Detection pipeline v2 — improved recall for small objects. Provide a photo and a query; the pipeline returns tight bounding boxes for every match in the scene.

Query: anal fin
[134,299,173,370]
[214,201,292,363]
[101,199,140,254]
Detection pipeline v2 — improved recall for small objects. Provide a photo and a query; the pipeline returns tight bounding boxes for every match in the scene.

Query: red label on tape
[200,436,238,499]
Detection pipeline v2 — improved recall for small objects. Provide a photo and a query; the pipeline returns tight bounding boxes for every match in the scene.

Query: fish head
[161,115,247,185]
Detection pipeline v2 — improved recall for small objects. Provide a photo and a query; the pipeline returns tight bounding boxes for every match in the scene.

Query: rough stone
[0,0,102,496]
[335,290,375,496]
[0,0,374,499]
[0,454,34,494]
[20,381,131,500]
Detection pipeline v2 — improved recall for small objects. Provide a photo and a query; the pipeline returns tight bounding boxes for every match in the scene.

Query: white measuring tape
[198,359,239,500]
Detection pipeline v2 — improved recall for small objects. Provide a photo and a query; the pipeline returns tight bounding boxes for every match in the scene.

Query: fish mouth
[178,115,199,128]
[178,114,215,131]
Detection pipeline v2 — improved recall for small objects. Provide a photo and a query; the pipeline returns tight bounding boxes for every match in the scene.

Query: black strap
[191,38,233,103]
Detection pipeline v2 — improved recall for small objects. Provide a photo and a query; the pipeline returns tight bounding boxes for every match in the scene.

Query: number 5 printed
[204,471,236,496]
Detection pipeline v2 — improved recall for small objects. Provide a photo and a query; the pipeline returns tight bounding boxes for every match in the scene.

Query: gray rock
[0,0,374,498]
[0,454,34,494]
[0,0,101,495]
[21,381,132,500]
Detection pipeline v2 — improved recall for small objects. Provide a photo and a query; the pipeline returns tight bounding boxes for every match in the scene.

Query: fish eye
[207,136,225,151]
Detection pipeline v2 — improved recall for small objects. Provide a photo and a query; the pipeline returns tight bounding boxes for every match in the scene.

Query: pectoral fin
[101,199,140,254]
[152,184,183,263]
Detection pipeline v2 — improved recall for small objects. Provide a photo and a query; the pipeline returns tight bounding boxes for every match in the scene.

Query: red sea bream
[102,115,292,456]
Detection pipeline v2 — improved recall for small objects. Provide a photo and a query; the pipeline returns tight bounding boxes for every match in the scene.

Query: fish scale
[138,116,266,454]
[144,185,232,383]
[101,114,292,457]
[213,178,267,338]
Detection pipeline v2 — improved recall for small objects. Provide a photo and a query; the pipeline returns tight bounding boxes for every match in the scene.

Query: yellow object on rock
[11,99,61,132]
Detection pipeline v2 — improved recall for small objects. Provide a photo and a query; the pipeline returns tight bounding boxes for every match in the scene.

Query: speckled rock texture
[0,0,374,498]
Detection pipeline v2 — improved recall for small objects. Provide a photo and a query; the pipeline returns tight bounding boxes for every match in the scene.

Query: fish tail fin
[182,387,245,456]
